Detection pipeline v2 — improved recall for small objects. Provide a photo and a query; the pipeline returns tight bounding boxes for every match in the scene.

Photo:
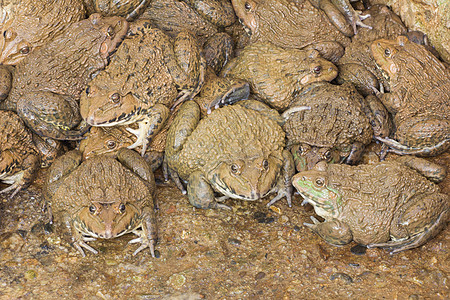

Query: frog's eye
[244,2,252,10]
[119,203,126,213]
[262,159,269,170]
[89,205,96,214]
[20,46,30,55]
[110,93,120,103]
[384,48,391,57]
[85,86,90,95]
[3,29,14,40]
[313,66,322,74]
[106,26,115,37]
[315,178,325,187]
[106,140,116,149]
[230,164,239,174]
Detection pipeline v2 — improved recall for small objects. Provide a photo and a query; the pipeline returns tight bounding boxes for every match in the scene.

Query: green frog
[44,148,158,257]
[221,43,338,111]
[371,36,450,156]
[292,156,449,254]
[2,14,129,140]
[80,21,206,155]
[165,100,295,209]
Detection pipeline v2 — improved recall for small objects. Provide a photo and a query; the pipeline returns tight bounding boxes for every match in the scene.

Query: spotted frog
[371,36,450,156]
[165,100,294,209]
[221,43,338,111]
[292,156,449,253]
[80,21,206,155]
[2,14,129,140]
[44,148,158,257]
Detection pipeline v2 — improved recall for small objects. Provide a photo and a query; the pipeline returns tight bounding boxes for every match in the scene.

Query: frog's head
[292,161,342,218]
[231,0,260,35]
[79,127,135,160]
[73,201,141,239]
[291,144,340,172]
[208,154,282,201]
[0,20,34,65]
[299,50,338,86]
[371,36,407,81]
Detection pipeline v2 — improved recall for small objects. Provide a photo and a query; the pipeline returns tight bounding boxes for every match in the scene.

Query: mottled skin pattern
[0,0,86,65]
[283,81,388,170]
[371,36,450,156]
[165,100,294,209]
[0,110,40,198]
[292,157,449,254]
[0,65,12,101]
[221,43,338,111]
[2,14,129,140]
[44,149,157,257]
[83,0,151,21]
[336,5,407,95]
[80,21,205,155]
[231,0,351,62]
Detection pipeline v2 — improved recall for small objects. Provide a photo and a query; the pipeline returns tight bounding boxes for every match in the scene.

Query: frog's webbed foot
[73,237,99,258]
[350,11,372,34]
[267,149,295,207]
[304,216,353,245]
[130,207,158,257]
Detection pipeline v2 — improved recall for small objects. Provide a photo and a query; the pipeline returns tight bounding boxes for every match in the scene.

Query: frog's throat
[295,180,342,213]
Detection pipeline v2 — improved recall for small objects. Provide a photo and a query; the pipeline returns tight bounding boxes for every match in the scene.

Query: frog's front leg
[304,216,353,246]
[302,41,345,63]
[187,171,231,210]
[343,142,364,165]
[266,150,295,207]
[129,204,158,257]
[16,91,87,140]
[126,103,170,156]
[64,213,98,257]
[331,0,372,34]
[361,94,392,138]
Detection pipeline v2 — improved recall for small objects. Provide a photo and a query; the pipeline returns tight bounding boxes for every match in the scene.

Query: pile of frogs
[0,0,448,258]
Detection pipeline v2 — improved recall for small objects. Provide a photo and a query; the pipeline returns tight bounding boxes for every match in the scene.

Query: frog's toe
[0,182,23,199]
[129,236,156,257]
[74,240,98,257]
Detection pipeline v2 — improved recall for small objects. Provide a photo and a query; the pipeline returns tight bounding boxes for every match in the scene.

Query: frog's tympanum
[0,110,40,198]
[165,100,294,209]
[80,21,205,155]
[1,14,129,141]
[0,0,86,65]
[221,43,338,111]
[335,5,407,96]
[371,36,450,156]
[44,148,158,257]
[231,0,352,62]
[283,81,390,170]
[293,156,449,254]
[83,0,150,21]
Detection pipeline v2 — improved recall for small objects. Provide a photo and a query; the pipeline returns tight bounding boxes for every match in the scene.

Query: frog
[221,42,338,111]
[1,14,129,141]
[0,0,86,65]
[371,36,450,156]
[0,110,40,198]
[335,5,407,96]
[80,21,206,156]
[0,65,12,101]
[230,0,352,62]
[292,156,449,254]
[283,81,391,171]
[165,100,295,209]
[83,0,151,21]
[44,148,158,257]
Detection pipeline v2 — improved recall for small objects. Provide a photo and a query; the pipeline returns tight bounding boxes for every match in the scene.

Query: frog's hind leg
[376,136,450,157]
[127,103,170,155]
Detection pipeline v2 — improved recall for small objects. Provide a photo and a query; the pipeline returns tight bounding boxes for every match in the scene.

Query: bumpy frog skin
[231,0,351,62]
[221,43,338,111]
[80,22,205,155]
[0,0,86,65]
[0,65,12,101]
[83,0,151,21]
[371,36,450,156]
[283,81,390,170]
[44,149,157,257]
[292,157,449,254]
[0,110,40,198]
[165,100,294,209]
[2,14,129,141]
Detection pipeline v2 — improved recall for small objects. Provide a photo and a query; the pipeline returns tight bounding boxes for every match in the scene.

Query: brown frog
[80,21,205,155]
[0,0,86,65]
[283,81,390,170]
[371,36,450,156]
[221,43,338,111]
[2,14,129,140]
[83,0,151,21]
[165,100,294,209]
[231,0,352,62]
[44,148,158,257]
[292,156,449,254]
[0,65,12,101]
[0,110,40,198]
[335,5,407,96]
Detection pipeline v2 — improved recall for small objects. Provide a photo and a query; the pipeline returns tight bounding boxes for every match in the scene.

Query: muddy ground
[0,152,449,299]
